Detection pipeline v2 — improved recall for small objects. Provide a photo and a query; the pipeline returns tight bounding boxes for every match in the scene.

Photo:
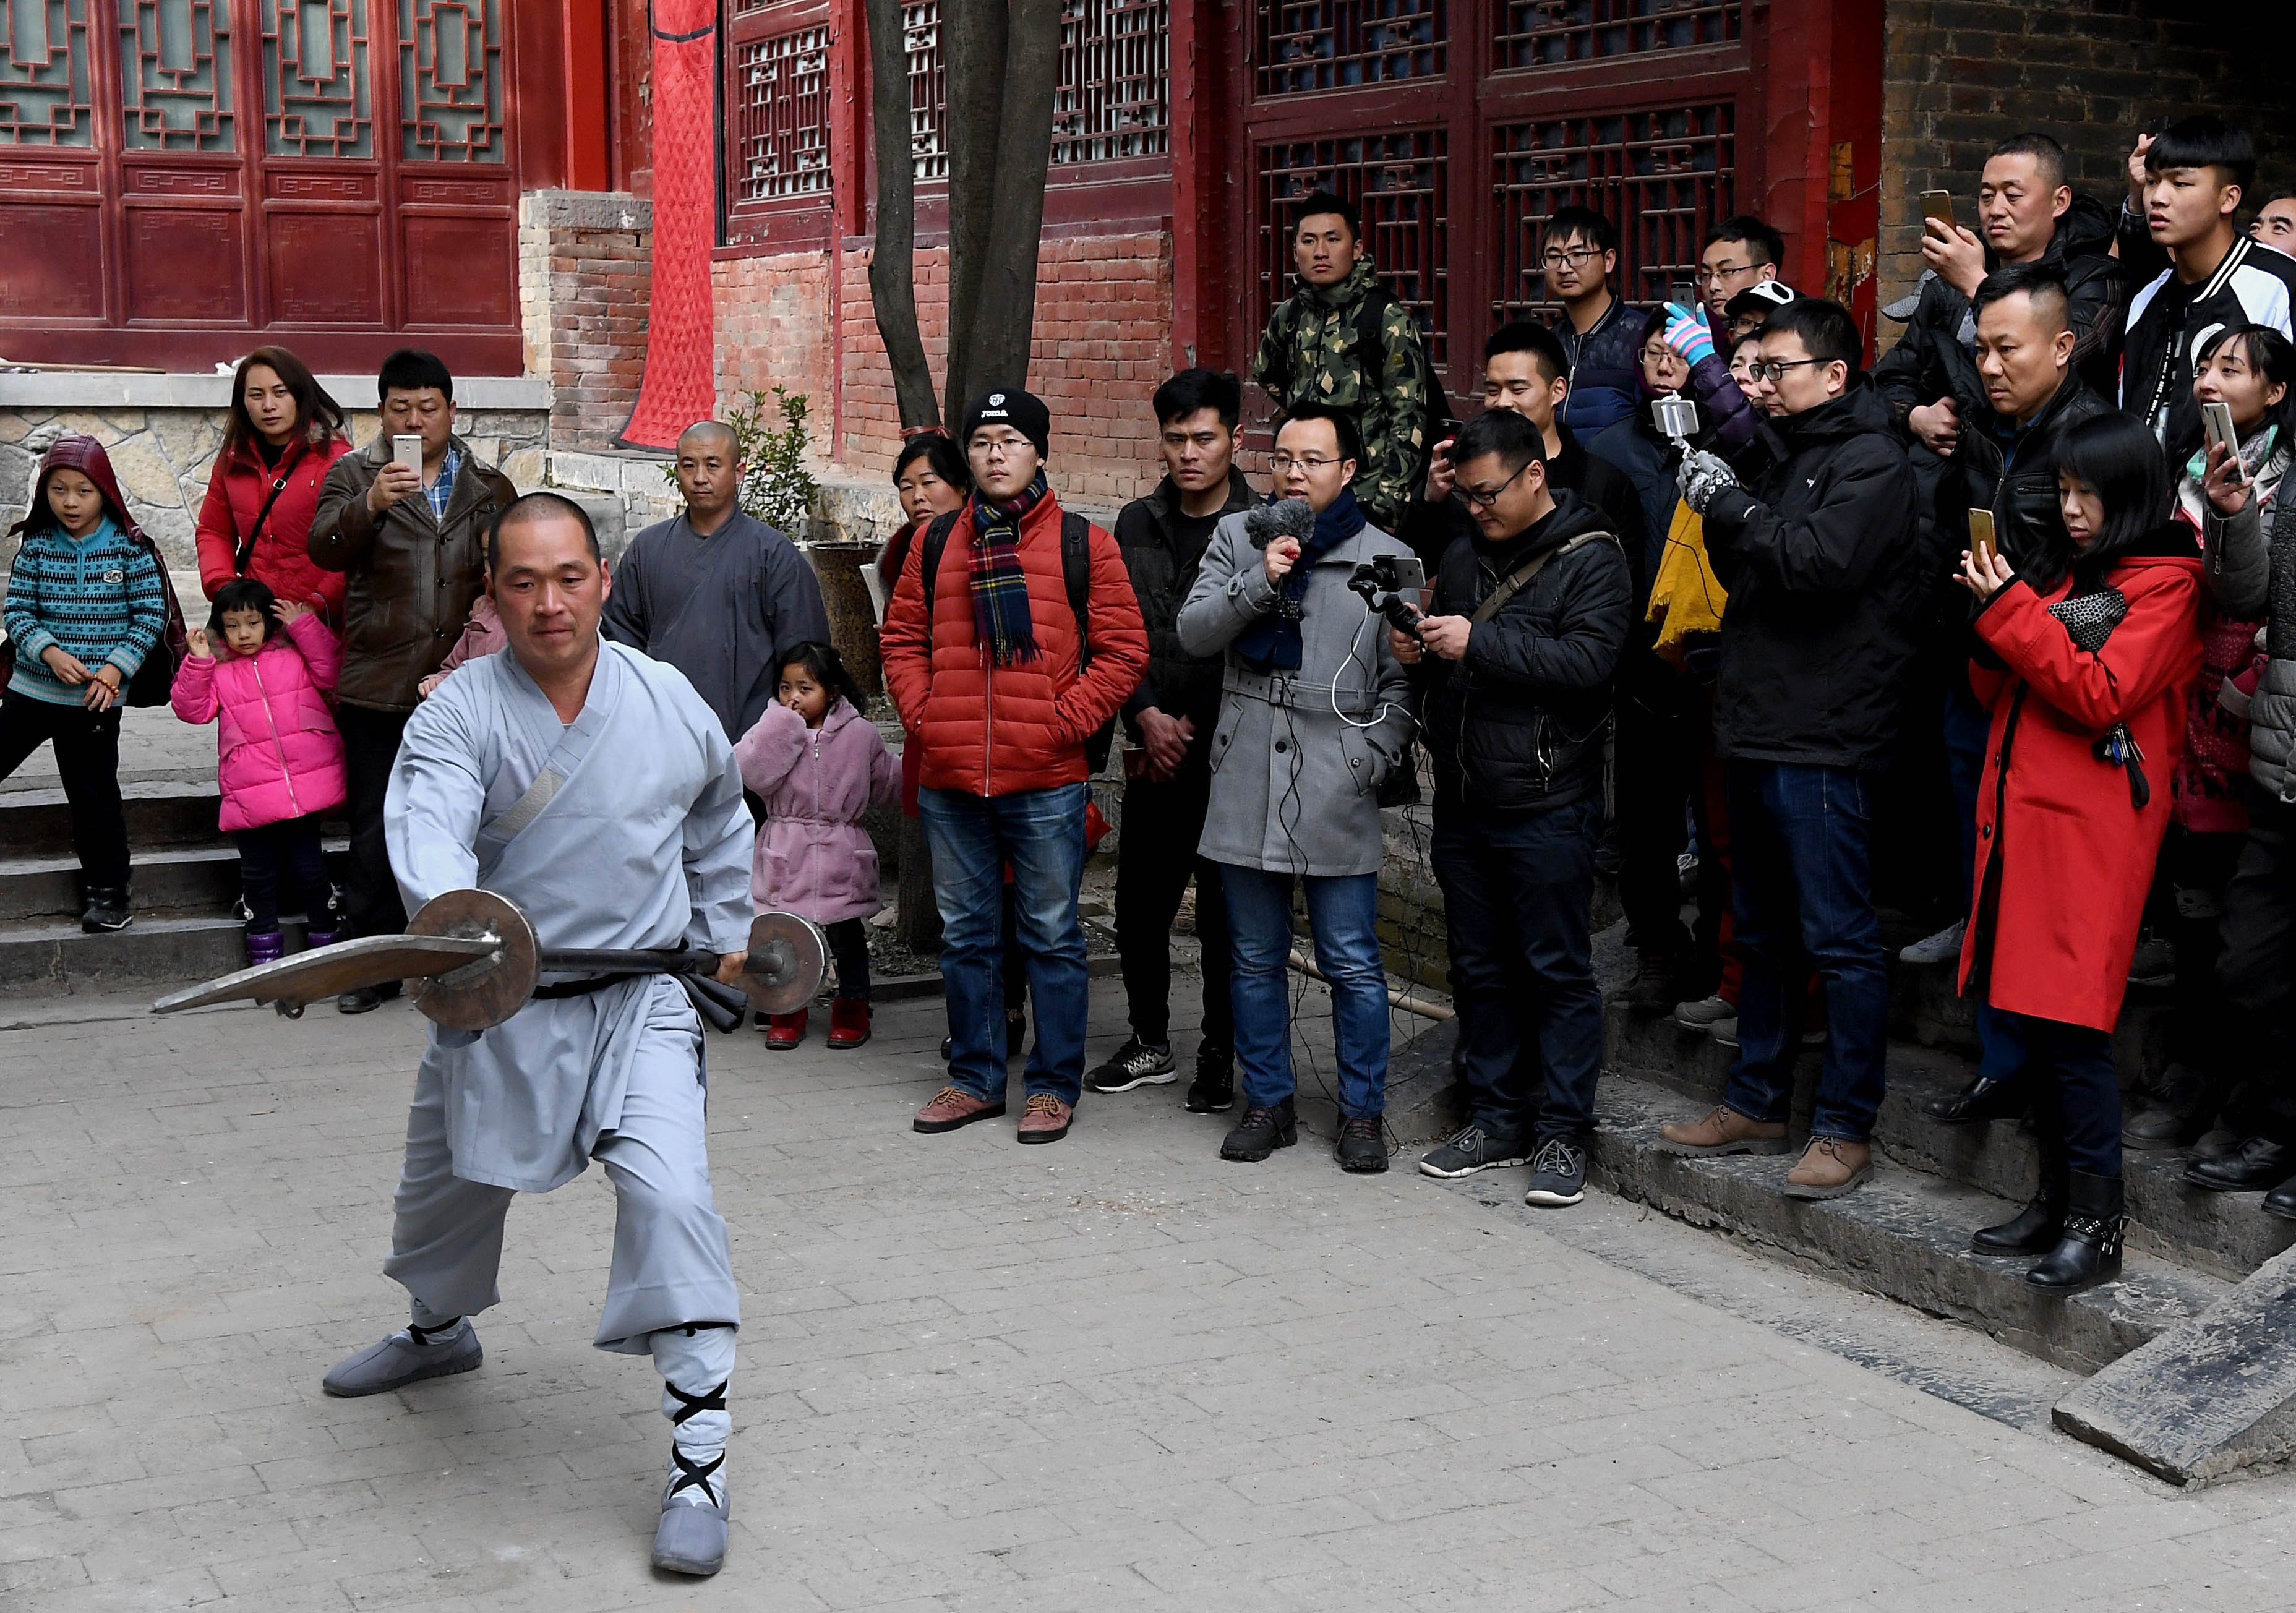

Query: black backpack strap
[1061,511,1092,667]
[915,508,964,641]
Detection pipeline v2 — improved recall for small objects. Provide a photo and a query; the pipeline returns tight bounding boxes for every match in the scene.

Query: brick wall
[519,190,653,449]
[714,249,837,459]
[1878,1,2296,319]
[837,231,1176,507]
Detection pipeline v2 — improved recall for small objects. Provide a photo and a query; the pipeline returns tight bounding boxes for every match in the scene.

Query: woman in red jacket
[1955,411,2204,1291]
[195,346,353,624]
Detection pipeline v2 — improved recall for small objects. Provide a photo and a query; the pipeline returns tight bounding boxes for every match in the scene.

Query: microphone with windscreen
[1244,497,1316,550]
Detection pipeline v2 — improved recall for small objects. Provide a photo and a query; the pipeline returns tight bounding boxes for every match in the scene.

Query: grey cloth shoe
[1418,1123,1529,1179]
[653,1451,730,1576]
[322,1321,481,1397]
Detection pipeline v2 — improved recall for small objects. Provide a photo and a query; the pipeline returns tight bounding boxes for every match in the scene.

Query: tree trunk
[959,0,1062,409]
[860,0,940,429]
[896,813,941,954]
[939,0,1010,421]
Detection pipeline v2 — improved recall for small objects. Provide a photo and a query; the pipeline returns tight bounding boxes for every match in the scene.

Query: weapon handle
[536,946,722,977]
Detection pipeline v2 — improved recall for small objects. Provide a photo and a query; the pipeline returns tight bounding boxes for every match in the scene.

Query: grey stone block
[2055,1242,2296,1485]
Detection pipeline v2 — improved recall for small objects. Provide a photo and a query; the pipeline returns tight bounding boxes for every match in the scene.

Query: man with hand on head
[323,492,757,1578]
[1396,409,1632,1207]
[1178,403,1417,1174]
[1090,369,1257,1110]
[604,421,832,759]
[310,348,516,1013]
[1657,299,1923,1202]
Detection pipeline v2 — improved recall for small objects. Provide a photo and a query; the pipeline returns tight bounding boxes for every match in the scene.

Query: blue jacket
[1557,295,1643,447]
[4,517,166,704]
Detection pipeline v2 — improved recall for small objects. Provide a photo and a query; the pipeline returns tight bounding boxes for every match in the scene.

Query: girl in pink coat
[734,641,899,1050]
[171,578,348,966]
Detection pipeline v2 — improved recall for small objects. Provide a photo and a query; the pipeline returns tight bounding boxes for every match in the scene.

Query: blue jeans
[1220,864,1389,1118]
[1431,795,1604,1142]
[1722,761,1890,1142]
[1942,683,2028,1083]
[919,784,1090,1105]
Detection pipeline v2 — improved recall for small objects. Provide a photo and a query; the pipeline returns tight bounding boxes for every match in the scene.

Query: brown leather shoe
[1656,1105,1790,1157]
[1016,1092,1073,1144]
[913,1086,1005,1134]
[1784,1136,1872,1200]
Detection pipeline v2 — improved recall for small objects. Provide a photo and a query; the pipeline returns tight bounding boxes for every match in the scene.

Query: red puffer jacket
[195,434,353,622]
[879,490,1148,797]
[1959,527,2204,1033]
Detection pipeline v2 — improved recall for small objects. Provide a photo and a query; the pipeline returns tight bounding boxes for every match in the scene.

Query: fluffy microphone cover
[1243,497,1316,549]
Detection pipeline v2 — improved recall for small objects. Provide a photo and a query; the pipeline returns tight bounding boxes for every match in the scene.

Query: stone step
[1585,1069,2233,1376]
[0,778,226,858]
[1603,1001,2292,1283]
[0,907,315,995]
[0,841,348,922]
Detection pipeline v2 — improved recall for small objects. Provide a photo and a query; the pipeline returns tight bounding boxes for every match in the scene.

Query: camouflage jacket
[1251,256,1435,531]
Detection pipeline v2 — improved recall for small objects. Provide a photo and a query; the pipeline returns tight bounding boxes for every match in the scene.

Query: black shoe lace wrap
[666,1377,729,1501]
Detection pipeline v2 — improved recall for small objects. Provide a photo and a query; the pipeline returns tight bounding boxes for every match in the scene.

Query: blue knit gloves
[1661,302,1716,367]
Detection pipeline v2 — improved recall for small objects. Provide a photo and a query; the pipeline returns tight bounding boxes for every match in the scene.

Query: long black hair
[224,345,345,458]
[208,577,281,644]
[778,639,868,717]
[2192,323,2296,459]
[2044,411,2174,591]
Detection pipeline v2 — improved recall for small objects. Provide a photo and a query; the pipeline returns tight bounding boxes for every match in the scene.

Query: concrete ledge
[525,189,651,233]
[0,372,552,411]
[2055,1243,2296,1485]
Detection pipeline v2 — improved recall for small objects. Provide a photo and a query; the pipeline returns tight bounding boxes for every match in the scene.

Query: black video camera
[1348,554,1428,643]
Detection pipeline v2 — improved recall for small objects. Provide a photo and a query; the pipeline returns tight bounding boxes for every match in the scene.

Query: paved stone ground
[7,975,2296,1613]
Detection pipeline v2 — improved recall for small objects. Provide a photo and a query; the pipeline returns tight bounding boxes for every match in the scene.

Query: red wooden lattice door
[1228,0,1763,418]
[0,0,522,371]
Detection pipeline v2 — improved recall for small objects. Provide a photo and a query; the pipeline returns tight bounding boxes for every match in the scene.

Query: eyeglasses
[1541,245,1604,269]
[971,437,1032,460]
[1694,261,1758,286]
[1639,343,1682,365]
[1270,453,1343,474]
[1453,460,1533,510]
[1749,357,1828,383]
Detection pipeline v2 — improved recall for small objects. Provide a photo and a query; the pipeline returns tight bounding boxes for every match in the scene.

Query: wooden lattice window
[1490,103,1736,322]
[1257,129,1448,374]
[398,0,500,161]
[1497,0,1741,69]
[0,0,93,145]
[262,0,372,156]
[1050,0,1165,166]
[1256,0,1443,97]
[118,0,233,149]
[734,24,827,202]
[904,0,942,181]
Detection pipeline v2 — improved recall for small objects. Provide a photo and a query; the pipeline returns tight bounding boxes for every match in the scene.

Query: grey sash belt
[1223,667,1376,714]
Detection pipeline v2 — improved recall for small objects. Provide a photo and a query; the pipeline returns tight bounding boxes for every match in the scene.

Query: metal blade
[151,934,502,1017]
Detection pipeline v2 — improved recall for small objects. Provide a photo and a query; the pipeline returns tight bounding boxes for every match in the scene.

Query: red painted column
[1168,0,1227,374]
[1759,0,1885,358]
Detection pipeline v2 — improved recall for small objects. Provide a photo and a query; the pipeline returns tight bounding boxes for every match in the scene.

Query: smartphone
[1669,280,1697,310]
[392,433,422,473]
[1968,509,1998,570]
[1653,396,1700,442]
[1919,189,1956,233]
[2203,400,2246,482]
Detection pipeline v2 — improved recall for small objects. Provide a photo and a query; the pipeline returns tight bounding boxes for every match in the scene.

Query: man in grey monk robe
[601,419,833,748]
[321,492,757,1578]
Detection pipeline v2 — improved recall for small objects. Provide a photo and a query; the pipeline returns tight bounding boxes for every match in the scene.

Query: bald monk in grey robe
[601,419,832,745]
[321,493,755,1577]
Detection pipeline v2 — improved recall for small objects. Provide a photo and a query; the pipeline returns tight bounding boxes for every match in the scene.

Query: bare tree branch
[860,0,940,430]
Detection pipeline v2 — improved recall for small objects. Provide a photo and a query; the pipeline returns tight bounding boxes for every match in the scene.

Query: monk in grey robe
[321,493,755,1578]
[601,419,832,744]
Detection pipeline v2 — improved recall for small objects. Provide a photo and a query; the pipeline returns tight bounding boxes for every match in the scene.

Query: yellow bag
[1645,498,1729,669]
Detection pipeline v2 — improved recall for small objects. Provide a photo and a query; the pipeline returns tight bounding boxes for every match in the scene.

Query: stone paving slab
[6,977,2296,1611]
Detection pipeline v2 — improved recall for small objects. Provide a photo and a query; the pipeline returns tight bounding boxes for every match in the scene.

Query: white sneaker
[1898,920,1966,965]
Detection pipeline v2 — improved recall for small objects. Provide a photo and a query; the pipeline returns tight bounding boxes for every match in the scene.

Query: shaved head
[679,420,740,456]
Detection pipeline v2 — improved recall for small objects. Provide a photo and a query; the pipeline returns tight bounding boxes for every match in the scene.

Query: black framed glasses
[1541,245,1604,269]
[1750,357,1827,383]
[1453,460,1533,510]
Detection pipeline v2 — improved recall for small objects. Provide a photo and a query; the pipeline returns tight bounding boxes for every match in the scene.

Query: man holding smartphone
[310,349,516,1012]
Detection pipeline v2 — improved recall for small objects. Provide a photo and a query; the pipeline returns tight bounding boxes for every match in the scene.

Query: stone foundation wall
[0,376,549,573]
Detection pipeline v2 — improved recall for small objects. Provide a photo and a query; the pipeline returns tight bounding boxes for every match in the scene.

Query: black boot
[1220,1097,1297,1162]
[1624,950,1679,1014]
[1972,1137,2068,1256]
[1922,1073,2025,1124]
[2026,1170,2126,1293]
[80,884,132,932]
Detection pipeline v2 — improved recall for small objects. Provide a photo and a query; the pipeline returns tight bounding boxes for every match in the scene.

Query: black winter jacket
[1557,295,1643,447]
[1703,382,1924,771]
[1872,193,2126,431]
[1415,491,1634,815]
[1942,373,2111,574]
[1113,472,1257,735]
[2116,218,2296,449]
[1401,429,1647,599]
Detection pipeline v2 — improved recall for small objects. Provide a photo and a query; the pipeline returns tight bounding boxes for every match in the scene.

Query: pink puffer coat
[171,614,348,832]
[733,697,899,923]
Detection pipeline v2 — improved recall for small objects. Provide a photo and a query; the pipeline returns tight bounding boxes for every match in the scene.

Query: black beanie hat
[959,387,1051,459]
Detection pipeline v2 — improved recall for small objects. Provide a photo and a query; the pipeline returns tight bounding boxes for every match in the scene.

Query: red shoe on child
[763,1009,807,1050]
[827,998,872,1050]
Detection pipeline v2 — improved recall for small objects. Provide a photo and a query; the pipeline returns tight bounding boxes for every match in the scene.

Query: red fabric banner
[617,0,719,450]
